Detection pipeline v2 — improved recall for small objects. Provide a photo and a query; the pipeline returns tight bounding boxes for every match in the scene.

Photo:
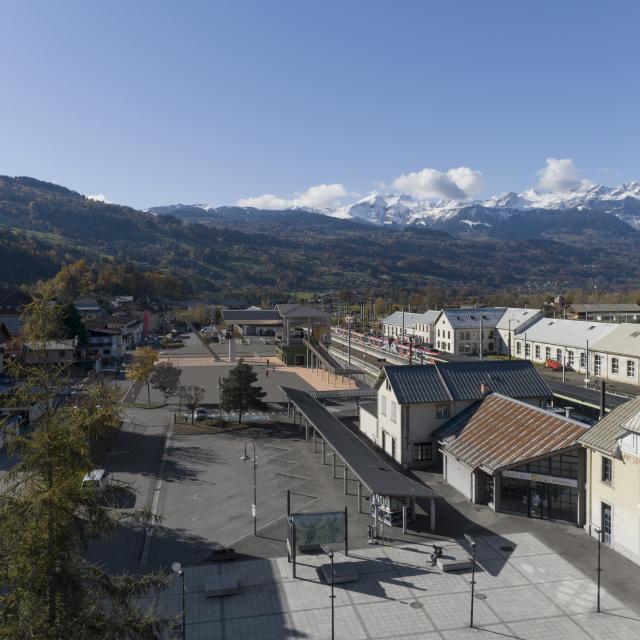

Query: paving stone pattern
[147,531,640,639]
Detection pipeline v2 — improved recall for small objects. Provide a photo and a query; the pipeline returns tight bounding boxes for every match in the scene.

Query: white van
[82,469,109,489]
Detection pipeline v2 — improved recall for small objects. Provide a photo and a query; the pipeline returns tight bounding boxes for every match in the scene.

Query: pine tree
[0,284,168,639]
[220,359,266,423]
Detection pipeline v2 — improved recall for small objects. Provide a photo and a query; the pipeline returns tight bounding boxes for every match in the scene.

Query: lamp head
[171,561,183,576]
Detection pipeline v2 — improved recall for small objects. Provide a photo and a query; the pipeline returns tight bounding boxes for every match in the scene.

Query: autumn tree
[0,283,168,639]
[125,346,158,405]
[178,384,205,424]
[150,361,182,404]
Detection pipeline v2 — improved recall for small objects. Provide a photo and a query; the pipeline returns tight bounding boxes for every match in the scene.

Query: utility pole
[508,319,512,360]
[479,320,483,360]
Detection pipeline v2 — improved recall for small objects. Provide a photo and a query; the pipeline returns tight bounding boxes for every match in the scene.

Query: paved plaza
[150,531,640,639]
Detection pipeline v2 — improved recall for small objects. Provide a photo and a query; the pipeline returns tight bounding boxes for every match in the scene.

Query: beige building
[359,361,552,469]
[580,397,640,566]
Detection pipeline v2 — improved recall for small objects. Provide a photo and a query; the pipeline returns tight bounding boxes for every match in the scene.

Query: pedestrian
[266,369,269,378]
[266,358,270,368]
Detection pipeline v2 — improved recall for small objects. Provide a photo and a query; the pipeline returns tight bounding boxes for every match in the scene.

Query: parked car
[183,407,208,421]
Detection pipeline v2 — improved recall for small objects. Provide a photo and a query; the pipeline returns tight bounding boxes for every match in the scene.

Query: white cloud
[537,158,592,192]
[87,193,111,203]
[391,166,484,200]
[238,183,349,210]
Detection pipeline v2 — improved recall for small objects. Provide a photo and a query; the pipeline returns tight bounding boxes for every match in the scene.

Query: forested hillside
[2,176,639,299]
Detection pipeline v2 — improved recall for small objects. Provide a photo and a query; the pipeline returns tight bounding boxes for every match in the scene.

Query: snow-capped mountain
[326,182,640,230]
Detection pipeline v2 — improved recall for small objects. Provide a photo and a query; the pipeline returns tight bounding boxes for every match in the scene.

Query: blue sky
[1,1,638,209]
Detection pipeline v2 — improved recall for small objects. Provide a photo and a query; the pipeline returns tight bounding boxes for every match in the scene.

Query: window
[380,396,386,416]
[488,343,494,351]
[611,358,619,374]
[567,350,574,367]
[436,404,450,419]
[556,349,562,362]
[535,345,541,359]
[390,401,397,423]
[628,360,636,377]
[488,330,494,339]
[516,341,522,355]
[601,456,612,483]
[545,347,551,359]
[580,352,587,369]
[525,343,531,358]
[413,442,433,461]
[594,354,602,376]
[447,330,451,339]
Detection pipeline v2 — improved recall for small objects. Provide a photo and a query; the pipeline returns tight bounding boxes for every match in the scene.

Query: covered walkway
[281,386,441,532]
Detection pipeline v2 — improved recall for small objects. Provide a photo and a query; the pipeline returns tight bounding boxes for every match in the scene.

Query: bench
[320,563,359,584]
[436,554,473,573]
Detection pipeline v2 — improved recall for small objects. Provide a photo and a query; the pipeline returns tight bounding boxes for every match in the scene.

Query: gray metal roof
[382,310,439,328]
[579,396,640,455]
[221,309,282,324]
[570,303,640,313]
[281,386,439,498]
[359,400,378,418]
[442,394,589,472]
[309,388,377,400]
[440,307,506,329]
[276,304,330,321]
[495,308,543,331]
[383,361,552,405]
[591,323,640,358]
[518,318,617,349]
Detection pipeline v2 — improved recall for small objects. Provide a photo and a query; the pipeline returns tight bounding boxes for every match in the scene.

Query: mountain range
[150,182,640,240]
[2,175,640,298]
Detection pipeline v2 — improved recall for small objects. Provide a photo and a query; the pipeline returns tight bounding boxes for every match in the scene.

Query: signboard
[502,469,577,488]
[291,511,345,550]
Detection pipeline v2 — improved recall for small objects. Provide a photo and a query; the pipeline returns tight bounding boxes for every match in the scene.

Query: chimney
[565,406,573,419]
[480,382,491,397]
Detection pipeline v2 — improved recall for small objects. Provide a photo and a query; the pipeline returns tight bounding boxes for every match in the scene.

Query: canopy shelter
[281,386,441,531]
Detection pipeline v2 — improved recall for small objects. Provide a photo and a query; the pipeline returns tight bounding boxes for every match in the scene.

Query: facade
[381,310,439,344]
[495,308,544,356]
[568,303,640,323]
[512,318,618,378]
[360,361,552,469]
[435,393,588,526]
[221,309,283,337]
[433,307,506,355]
[74,296,105,319]
[590,324,640,388]
[275,304,331,366]
[22,340,77,365]
[580,397,640,566]
[85,322,125,366]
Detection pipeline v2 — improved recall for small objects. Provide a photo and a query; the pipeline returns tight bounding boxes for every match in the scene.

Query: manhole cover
[475,593,487,600]
[410,601,424,609]
[500,546,514,552]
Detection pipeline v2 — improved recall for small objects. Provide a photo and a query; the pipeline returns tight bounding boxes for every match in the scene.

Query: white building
[512,318,617,377]
[495,308,544,356]
[433,308,506,355]
[381,310,439,343]
[591,324,640,388]
[580,397,640,565]
[358,360,552,469]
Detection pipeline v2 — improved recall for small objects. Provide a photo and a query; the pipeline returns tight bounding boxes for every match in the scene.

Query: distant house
[433,307,506,355]
[567,303,640,324]
[84,320,126,366]
[580,397,640,565]
[435,393,588,526]
[275,304,331,365]
[0,288,32,337]
[22,339,77,365]
[74,296,105,319]
[358,361,552,469]
[110,298,165,336]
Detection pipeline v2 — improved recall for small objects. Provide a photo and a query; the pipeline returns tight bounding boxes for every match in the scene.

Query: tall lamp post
[594,526,602,613]
[464,533,477,628]
[241,440,257,536]
[321,544,335,640]
[171,561,186,640]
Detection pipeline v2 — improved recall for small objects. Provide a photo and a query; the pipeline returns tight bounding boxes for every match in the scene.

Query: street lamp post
[241,440,257,536]
[508,319,513,360]
[594,526,602,613]
[171,561,186,640]
[464,534,477,628]
[321,545,335,640]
